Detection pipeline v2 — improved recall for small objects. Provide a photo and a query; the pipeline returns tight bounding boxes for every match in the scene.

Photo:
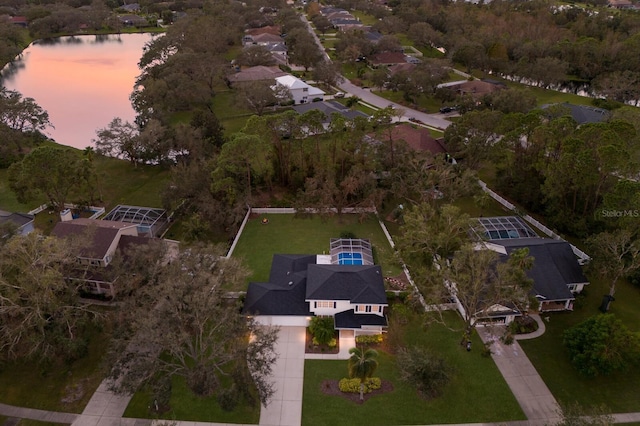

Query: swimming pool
[337,252,364,265]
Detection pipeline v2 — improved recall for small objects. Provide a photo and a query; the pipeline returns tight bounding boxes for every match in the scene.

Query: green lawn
[519,275,640,412]
[231,214,403,285]
[302,312,525,425]
[0,321,110,413]
[124,375,260,424]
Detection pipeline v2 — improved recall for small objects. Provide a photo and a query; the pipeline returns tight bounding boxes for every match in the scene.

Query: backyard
[231,213,404,285]
[302,311,525,426]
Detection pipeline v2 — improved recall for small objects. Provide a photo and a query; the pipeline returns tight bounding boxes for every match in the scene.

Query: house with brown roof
[449,79,505,99]
[388,62,416,77]
[368,52,407,67]
[245,25,282,36]
[242,32,285,47]
[377,124,448,156]
[227,65,288,85]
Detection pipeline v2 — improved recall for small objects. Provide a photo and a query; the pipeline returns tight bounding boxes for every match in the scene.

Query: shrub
[217,385,239,411]
[397,346,453,399]
[508,316,539,334]
[563,314,640,377]
[340,231,357,239]
[355,334,383,345]
[338,377,381,393]
[309,316,335,345]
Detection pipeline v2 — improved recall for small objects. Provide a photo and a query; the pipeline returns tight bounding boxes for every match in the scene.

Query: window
[303,87,309,92]
[316,301,335,308]
[356,305,372,313]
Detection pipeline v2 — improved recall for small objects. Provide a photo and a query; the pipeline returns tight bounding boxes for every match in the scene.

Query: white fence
[478,180,591,264]
[27,203,105,219]
[27,204,48,215]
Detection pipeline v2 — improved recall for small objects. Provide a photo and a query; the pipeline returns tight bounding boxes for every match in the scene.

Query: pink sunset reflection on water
[1,33,156,150]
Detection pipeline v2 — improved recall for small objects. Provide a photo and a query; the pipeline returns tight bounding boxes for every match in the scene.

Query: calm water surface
[1,33,156,150]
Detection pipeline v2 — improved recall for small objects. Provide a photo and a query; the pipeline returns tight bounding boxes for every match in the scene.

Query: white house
[243,240,388,336]
[273,75,325,105]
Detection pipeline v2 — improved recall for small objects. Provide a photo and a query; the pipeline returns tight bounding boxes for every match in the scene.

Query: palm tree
[348,347,379,401]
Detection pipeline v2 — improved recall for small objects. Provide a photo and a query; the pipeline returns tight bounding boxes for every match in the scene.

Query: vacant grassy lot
[302,312,525,426]
[519,275,640,413]
[0,321,110,413]
[124,375,260,424]
[231,213,403,285]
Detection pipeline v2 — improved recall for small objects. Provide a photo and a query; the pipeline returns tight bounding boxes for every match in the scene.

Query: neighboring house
[51,205,171,297]
[119,14,148,27]
[389,62,416,77]
[273,75,325,104]
[448,79,506,99]
[367,124,449,156]
[608,0,634,8]
[475,216,589,314]
[293,100,369,127]
[363,28,383,44]
[121,3,140,12]
[541,102,610,125]
[227,65,288,85]
[9,16,28,27]
[0,210,35,236]
[242,32,284,47]
[245,25,282,36]
[368,52,407,67]
[243,239,388,337]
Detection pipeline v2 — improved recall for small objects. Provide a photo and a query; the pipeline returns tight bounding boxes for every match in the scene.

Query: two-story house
[243,239,388,337]
[273,75,325,105]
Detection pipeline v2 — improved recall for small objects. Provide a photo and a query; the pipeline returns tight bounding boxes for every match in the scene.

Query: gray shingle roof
[499,238,586,301]
[305,264,386,303]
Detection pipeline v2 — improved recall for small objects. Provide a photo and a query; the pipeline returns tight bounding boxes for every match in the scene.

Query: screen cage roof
[476,216,538,241]
[329,238,374,265]
[102,205,168,238]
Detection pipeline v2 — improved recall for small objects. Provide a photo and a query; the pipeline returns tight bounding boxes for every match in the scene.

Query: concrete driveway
[259,326,306,426]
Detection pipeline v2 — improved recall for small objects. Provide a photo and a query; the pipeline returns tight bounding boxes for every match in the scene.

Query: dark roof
[243,254,387,316]
[0,210,34,228]
[306,264,387,304]
[51,219,135,260]
[334,310,388,329]
[243,254,316,316]
[542,103,610,125]
[499,238,587,301]
[383,124,448,155]
[293,101,369,123]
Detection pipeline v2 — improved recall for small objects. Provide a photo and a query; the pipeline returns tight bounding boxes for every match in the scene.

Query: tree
[93,117,144,166]
[108,244,279,406]
[0,88,52,136]
[587,229,640,299]
[431,245,533,338]
[308,316,334,346]
[236,81,278,116]
[311,15,332,35]
[397,346,453,399]
[0,232,100,363]
[348,347,379,401]
[563,314,640,377]
[8,145,96,211]
[235,45,276,67]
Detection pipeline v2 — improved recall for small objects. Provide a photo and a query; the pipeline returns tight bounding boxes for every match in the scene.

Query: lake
[1,33,157,150]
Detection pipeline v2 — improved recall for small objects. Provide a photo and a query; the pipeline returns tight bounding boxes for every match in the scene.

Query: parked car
[408,117,424,124]
[439,106,454,113]
[334,92,345,98]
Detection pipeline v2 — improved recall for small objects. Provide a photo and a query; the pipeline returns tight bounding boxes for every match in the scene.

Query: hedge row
[355,334,383,344]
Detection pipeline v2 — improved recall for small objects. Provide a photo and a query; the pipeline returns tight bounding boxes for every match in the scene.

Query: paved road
[337,80,453,130]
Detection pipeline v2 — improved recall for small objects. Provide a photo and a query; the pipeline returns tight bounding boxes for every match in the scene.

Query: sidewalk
[476,324,560,426]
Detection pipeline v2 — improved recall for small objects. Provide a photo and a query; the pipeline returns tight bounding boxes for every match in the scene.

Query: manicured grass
[302,312,525,425]
[0,320,111,413]
[451,194,511,218]
[519,275,640,413]
[91,156,170,210]
[124,375,260,424]
[350,10,378,26]
[231,214,403,285]
[374,90,443,114]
